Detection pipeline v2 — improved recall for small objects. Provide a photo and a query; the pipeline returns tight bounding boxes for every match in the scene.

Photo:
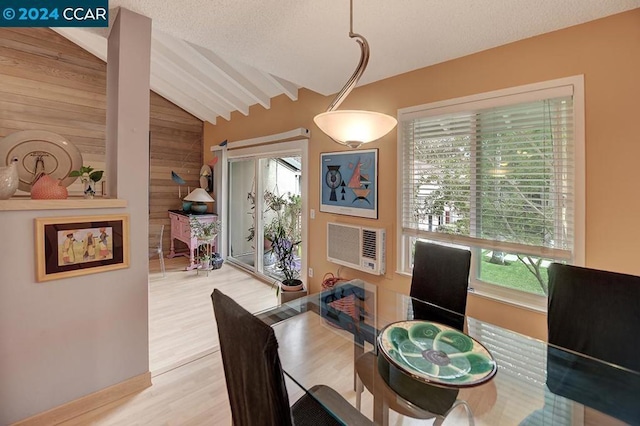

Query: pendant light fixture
[313,0,397,149]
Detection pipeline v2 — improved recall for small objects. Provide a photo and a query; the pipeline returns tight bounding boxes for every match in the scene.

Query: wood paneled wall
[149,94,202,251]
[0,28,203,252]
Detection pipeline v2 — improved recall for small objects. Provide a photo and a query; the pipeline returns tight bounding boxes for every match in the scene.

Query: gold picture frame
[35,214,130,282]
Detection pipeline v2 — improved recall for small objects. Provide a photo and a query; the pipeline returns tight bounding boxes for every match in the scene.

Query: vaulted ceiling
[55,1,640,124]
[54,26,298,125]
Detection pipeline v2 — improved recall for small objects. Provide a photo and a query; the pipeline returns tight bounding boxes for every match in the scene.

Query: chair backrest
[211,289,293,426]
[149,224,164,256]
[547,263,640,371]
[410,241,471,331]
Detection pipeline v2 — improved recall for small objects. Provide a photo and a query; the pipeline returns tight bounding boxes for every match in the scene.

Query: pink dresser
[167,210,218,270]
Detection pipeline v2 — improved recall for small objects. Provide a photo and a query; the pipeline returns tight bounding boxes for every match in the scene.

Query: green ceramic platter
[377,320,497,387]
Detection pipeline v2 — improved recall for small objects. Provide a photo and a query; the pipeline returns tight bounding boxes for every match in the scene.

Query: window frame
[396,76,585,311]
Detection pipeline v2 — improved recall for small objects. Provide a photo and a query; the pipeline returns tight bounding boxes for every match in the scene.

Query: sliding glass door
[261,156,302,282]
[228,158,255,270]
[227,149,303,284]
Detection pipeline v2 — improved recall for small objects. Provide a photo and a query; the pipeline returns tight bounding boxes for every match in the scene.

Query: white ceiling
[55,1,640,124]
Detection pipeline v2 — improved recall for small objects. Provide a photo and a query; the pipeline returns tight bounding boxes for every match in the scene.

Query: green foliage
[412,112,559,292]
[476,127,555,248]
[263,190,302,283]
[264,190,287,211]
[413,134,471,233]
[246,191,256,242]
[269,218,300,282]
[479,254,548,296]
[69,165,104,183]
[189,217,221,240]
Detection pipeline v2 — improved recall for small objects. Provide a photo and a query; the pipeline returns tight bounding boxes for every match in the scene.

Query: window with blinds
[398,78,584,306]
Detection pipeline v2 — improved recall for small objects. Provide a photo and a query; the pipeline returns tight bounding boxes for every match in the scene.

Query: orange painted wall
[204,9,640,339]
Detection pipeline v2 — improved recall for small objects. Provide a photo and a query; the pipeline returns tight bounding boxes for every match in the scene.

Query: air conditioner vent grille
[327,222,385,275]
[327,223,360,265]
[362,229,377,260]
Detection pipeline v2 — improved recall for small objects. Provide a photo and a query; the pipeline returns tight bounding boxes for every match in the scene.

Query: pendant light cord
[326,0,370,112]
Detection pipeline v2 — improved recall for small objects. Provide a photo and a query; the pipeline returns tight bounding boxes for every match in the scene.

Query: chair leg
[159,252,166,277]
[355,373,364,411]
[435,399,474,426]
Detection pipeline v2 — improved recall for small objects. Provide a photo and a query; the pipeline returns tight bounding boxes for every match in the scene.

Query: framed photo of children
[35,214,130,282]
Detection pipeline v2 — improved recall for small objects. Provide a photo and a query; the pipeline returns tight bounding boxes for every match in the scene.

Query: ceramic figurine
[0,157,19,200]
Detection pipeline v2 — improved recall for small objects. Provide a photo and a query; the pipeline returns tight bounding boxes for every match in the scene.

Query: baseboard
[13,371,151,426]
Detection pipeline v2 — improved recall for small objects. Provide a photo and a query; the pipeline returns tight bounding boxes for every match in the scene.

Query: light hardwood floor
[149,256,277,374]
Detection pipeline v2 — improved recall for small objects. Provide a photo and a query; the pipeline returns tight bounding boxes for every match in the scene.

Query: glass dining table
[257,279,640,426]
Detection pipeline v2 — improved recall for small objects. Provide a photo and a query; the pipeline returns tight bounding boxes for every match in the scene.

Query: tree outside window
[403,95,575,299]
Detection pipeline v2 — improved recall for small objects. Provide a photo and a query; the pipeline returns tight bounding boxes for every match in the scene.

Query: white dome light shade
[184,188,215,203]
[314,110,397,149]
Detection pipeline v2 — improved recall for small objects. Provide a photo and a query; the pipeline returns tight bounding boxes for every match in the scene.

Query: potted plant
[200,253,212,269]
[260,189,303,293]
[190,217,221,271]
[246,188,303,292]
[69,165,104,199]
[264,190,287,211]
[189,216,221,241]
[271,226,302,291]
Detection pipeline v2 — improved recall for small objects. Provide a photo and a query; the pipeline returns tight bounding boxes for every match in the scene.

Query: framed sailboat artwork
[320,149,378,219]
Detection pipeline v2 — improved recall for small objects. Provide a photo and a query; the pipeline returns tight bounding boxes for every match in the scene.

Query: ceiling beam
[151,50,232,121]
[264,73,299,101]
[189,43,272,109]
[52,28,107,61]
[53,26,300,124]
[150,74,219,124]
[153,30,250,116]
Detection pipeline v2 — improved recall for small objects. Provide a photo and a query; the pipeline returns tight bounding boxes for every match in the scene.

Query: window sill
[468,286,547,314]
[0,197,127,211]
[396,267,547,313]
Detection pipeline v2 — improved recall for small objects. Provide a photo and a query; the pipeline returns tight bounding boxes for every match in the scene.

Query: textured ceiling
[57,1,639,123]
[108,0,640,95]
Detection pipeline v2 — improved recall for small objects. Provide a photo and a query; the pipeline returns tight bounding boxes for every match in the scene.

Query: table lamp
[184,188,214,213]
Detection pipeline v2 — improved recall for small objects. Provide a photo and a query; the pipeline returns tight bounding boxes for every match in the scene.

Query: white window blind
[401,95,574,260]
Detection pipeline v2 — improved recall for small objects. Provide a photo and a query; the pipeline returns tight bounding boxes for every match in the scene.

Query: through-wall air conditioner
[327,222,386,275]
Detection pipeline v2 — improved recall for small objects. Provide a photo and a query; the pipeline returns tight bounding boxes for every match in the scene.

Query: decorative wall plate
[377,320,497,388]
[0,130,83,192]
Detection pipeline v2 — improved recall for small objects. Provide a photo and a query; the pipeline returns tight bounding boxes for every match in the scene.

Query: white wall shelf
[0,197,127,211]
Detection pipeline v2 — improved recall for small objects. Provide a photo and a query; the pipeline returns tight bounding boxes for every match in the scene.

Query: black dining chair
[546,263,640,424]
[409,241,472,331]
[211,289,373,426]
[354,241,473,424]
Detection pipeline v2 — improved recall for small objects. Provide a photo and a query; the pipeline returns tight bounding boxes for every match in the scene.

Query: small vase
[83,180,96,199]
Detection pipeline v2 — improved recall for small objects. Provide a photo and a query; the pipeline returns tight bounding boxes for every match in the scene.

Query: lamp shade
[184,188,215,203]
[314,110,397,148]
